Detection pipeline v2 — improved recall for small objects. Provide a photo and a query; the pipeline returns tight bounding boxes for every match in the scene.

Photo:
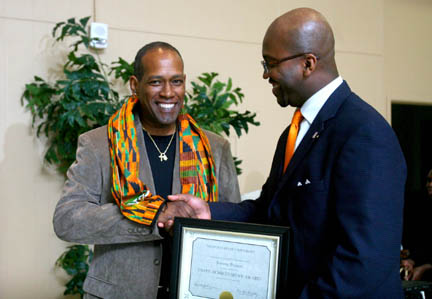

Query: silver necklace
[144,129,175,162]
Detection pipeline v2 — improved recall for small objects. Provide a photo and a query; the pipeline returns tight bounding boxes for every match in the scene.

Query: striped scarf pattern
[108,96,217,226]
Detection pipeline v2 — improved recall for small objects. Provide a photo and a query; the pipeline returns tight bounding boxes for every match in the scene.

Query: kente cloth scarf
[108,96,218,226]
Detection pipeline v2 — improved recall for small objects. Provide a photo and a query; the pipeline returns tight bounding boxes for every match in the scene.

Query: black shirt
[143,130,176,199]
[143,130,176,298]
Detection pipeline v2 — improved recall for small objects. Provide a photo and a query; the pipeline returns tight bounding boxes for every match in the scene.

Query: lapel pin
[312,132,320,139]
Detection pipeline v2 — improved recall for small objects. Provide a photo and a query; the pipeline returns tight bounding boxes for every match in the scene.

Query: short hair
[133,41,183,81]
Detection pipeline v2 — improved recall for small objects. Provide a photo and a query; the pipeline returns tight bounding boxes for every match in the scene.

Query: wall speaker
[90,22,108,49]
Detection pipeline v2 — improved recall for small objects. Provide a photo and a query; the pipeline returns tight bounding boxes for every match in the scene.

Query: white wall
[1,0,431,297]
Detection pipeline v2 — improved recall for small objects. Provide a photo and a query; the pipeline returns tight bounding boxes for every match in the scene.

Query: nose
[261,61,269,79]
[160,83,174,98]
[263,69,270,80]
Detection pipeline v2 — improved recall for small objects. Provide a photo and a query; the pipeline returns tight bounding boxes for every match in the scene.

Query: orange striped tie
[283,109,303,173]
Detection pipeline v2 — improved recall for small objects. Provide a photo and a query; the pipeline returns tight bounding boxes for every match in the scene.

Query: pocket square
[305,179,311,185]
[297,181,303,186]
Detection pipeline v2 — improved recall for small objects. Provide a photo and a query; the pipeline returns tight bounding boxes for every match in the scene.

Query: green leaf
[198,72,218,87]
[56,245,92,297]
[110,58,134,83]
[185,72,260,174]
[52,21,65,37]
[233,156,242,175]
[228,93,238,105]
[79,16,90,28]
[226,77,232,92]
[212,81,225,94]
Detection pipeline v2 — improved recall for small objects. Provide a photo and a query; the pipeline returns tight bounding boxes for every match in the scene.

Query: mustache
[269,78,278,85]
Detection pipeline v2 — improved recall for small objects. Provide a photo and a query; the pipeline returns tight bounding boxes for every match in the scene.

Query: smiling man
[168,8,407,298]
[53,42,240,299]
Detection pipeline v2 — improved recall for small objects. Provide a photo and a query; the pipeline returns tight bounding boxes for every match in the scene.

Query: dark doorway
[392,103,432,195]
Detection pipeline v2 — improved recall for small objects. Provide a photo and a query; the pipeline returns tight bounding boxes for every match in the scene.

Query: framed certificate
[170,218,290,299]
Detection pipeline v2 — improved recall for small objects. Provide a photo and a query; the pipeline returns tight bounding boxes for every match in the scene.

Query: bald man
[167,8,406,298]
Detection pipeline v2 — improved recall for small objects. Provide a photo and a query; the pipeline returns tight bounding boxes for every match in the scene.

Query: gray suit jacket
[53,117,241,299]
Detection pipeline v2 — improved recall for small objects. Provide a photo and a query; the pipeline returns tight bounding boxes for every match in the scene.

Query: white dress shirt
[295,76,343,150]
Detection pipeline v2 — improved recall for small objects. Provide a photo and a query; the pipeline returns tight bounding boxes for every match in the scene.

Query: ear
[303,54,318,77]
[129,75,139,95]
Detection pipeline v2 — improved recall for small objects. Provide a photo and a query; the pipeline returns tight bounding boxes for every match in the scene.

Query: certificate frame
[170,218,290,299]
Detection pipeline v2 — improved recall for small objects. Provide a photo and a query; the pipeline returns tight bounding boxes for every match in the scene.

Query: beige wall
[1,0,431,297]
[384,0,432,107]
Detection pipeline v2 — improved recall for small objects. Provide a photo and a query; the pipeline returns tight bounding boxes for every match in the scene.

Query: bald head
[264,8,337,75]
[262,8,339,107]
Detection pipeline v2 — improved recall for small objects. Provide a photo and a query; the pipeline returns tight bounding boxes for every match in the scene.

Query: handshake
[157,194,211,231]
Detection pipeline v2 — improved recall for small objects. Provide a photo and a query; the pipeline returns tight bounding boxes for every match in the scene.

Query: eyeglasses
[261,53,319,74]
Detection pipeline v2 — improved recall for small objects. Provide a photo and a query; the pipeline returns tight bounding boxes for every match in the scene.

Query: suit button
[154,259,160,265]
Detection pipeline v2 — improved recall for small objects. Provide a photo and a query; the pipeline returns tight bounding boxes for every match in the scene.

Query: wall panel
[95,0,279,43]
[0,0,92,23]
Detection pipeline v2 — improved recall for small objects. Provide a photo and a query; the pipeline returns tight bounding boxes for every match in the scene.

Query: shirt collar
[300,76,343,124]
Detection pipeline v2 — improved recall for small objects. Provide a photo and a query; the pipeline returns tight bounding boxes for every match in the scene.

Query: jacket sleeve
[216,138,241,203]
[53,132,163,245]
[299,121,406,298]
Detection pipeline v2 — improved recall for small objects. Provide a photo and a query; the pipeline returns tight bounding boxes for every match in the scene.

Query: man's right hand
[157,194,211,231]
[168,194,211,220]
[157,201,196,231]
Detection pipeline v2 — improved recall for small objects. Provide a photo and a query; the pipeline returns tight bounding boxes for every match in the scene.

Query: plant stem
[93,49,117,103]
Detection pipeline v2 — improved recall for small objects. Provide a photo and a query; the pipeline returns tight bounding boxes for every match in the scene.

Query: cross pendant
[159,153,168,162]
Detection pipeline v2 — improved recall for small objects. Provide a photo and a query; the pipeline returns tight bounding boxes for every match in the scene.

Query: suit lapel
[282,118,325,180]
[276,81,352,190]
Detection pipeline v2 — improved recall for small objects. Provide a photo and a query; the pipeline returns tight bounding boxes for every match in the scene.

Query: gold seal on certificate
[219,291,233,299]
[170,218,290,299]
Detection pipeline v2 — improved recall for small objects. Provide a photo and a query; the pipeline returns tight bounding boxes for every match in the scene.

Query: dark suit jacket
[211,81,406,298]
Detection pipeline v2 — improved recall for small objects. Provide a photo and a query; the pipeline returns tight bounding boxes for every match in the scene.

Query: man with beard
[53,42,240,299]
[167,8,407,298]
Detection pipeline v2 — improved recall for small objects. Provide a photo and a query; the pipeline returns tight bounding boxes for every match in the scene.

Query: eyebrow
[146,74,184,82]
